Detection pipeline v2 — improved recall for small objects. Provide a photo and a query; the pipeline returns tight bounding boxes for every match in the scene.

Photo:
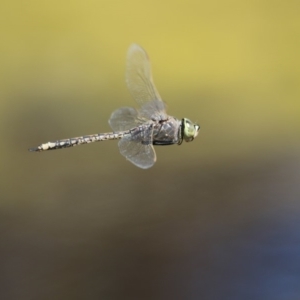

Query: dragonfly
[29,44,200,169]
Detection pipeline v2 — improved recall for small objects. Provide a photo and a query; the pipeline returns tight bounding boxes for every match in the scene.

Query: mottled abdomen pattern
[29,131,127,152]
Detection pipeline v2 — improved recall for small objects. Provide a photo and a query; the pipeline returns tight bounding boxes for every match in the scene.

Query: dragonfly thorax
[152,116,182,146]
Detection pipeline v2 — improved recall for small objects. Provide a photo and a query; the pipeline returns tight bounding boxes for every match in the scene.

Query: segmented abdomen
[29,131,128,152]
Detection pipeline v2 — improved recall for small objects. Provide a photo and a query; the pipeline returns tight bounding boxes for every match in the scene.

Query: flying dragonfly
[29,44,200,169]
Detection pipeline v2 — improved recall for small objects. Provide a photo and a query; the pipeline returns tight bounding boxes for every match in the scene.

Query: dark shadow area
[1,155,299,300]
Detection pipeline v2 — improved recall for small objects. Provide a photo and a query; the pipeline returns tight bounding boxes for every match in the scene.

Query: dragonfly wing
[139,99,167,121]
[118,124,156,169]
[109,106,142,131]
[126,44,167,117]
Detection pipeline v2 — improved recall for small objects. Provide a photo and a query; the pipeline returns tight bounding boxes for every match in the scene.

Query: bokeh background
[1,1,300,299]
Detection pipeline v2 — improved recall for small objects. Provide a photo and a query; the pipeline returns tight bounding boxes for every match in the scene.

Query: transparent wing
[118,124,156,169]
[126,44,167,118]
[109,107,142,131]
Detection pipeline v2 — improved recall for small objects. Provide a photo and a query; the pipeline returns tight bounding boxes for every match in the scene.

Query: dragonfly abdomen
[29,131,128,152]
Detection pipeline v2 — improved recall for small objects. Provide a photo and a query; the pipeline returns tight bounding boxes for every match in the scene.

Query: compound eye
[183,118,198,142]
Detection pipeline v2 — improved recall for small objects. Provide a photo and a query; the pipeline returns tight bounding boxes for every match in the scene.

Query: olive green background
[1,1,300,299]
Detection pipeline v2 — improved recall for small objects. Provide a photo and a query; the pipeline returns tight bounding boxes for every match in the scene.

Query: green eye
[182,118,200,142]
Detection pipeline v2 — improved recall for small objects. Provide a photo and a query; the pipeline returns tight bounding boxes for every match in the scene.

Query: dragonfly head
[181,118,200,143]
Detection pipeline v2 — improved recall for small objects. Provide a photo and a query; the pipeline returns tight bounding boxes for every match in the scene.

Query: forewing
[118,124,156,169]
[126,44,167,115]
[109,107,141,131]
[139,99,167,121]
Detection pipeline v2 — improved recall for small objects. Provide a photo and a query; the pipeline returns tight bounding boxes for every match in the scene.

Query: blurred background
[1,0,300,299]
